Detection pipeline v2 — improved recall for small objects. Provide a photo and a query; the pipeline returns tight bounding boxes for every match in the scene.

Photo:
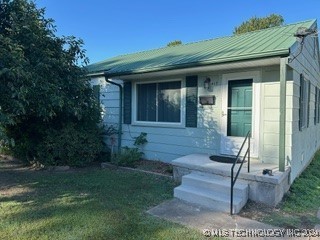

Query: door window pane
[227,79,253,137]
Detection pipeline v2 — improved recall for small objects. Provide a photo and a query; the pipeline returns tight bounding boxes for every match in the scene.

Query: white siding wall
[288,25,320,181]
[91,77,122,149]
[260,68,293,164]
[97,68,273,163]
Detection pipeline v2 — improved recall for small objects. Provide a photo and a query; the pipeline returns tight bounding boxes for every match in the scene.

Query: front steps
[174,172,248,214]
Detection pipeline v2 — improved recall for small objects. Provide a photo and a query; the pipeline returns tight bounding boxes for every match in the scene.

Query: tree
[0,0,103,166]
[167,40,182,47]
[233,14,284,35]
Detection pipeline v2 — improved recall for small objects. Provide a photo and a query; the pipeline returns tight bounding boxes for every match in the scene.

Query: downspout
[279,57,287,172]
[86,72,123,153]
[104,77,123,153]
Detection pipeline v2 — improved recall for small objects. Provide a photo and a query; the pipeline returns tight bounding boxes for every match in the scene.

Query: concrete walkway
[148,199,319,240]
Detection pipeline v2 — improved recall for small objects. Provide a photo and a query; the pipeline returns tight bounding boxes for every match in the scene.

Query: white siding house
[88,19,320,186]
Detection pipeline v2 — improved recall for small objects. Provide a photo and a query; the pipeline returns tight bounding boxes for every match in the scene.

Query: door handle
[222,111,227,117]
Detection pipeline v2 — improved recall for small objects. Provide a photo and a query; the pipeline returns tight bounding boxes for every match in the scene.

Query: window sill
[131,121,185,129]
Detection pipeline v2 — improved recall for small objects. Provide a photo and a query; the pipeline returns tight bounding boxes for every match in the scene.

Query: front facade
[89,19,320,183]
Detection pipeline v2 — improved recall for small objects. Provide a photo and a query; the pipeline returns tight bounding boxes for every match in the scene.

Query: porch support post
[279,58,287,172]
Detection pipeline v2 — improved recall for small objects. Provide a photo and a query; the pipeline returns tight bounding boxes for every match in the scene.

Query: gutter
[104,50,290,77]
[87,72,123,153]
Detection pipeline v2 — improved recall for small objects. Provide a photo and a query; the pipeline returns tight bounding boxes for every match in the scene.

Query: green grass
[262,151,320,228]
[0,162,205,240]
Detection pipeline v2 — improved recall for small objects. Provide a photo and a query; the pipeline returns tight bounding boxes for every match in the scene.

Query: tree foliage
[233,14,284,35]
[167,40,182,47]
[0,0,103,166]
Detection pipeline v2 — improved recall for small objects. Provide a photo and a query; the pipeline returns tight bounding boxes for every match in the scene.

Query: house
[87,19,320,213]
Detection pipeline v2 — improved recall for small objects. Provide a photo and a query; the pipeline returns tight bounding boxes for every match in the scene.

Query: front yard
[1,152,319,239]
[0,158,204,240]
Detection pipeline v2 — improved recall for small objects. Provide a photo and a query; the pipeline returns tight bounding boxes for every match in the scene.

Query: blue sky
[37,0,320,64]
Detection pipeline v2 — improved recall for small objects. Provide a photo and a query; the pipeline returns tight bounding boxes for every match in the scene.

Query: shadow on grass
[0,158,204,240]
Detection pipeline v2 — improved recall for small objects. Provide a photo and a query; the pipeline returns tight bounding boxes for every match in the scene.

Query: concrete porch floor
[172,154,289,185]
[172,154,291,206]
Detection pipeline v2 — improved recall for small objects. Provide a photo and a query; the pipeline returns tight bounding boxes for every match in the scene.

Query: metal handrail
[230,131,251,215]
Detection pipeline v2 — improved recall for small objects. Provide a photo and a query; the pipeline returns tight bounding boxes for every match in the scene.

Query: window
[315,87,318,125]
[93,85,100,103]
[299,74,310,130]
[318,86,320,124]
[136,81,181,123]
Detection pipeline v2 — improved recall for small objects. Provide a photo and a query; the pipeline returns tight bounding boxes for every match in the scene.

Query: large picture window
[136,81,181,123]
[299,74,310,130]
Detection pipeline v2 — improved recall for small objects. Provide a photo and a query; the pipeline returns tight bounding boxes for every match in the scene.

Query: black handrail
[230,131,251,215]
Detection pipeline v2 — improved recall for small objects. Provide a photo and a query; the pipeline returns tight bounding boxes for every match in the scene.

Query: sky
[37,0,320,64]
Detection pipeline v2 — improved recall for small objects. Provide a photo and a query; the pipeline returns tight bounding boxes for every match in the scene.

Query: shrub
[112,147,143,167]
[37,123,103,167]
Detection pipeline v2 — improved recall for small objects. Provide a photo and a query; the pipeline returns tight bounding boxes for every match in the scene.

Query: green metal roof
[87,19,316,76]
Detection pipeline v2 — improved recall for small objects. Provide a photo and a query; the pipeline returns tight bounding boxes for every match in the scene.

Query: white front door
[220,71,260,157]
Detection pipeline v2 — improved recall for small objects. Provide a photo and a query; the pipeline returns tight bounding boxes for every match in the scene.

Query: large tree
[0,0,103,165]
[233,14,284,35]
[167,40,182,47]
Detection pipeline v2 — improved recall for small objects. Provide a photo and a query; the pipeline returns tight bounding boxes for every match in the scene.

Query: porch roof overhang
[87,57,283,80]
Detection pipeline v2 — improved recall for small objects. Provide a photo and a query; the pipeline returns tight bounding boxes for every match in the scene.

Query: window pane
[315,87,318,125]
[93,85,100,102]
[158,81,181,122]
[318,88,320,123]
[137,83,156,121]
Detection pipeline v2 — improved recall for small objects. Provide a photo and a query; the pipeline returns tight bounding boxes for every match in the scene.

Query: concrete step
[174,185,244,214]
[174,172,249,214]
[182,172,248,201]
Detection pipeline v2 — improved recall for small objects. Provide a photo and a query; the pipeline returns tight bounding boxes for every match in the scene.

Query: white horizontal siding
[287,23,320,182]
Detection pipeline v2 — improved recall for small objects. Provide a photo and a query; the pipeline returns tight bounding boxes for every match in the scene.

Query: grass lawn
[241,151,320,229]
[1,152,319,240]
[0,159,206,240]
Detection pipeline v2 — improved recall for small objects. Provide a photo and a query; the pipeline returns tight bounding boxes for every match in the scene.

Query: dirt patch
[134,159,173,176]
[239,200,319,229]
[239,200,276,220]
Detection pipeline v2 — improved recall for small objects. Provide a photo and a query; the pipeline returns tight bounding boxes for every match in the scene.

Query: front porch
[172,154,291,213]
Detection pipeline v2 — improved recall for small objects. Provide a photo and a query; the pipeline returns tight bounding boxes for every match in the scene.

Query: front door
[221,78,254,156]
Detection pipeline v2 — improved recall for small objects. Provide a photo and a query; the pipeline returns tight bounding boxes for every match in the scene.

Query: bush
[112,147,143,167]
[37,123,103,167]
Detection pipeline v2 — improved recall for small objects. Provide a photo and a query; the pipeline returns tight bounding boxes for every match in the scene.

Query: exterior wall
[288,28,320,182]
[259,67,293,164]
[94,68,278,163]
[91,77,122,149]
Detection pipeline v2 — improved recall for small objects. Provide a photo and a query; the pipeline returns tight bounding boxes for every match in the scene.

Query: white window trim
[132,79,186,128]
